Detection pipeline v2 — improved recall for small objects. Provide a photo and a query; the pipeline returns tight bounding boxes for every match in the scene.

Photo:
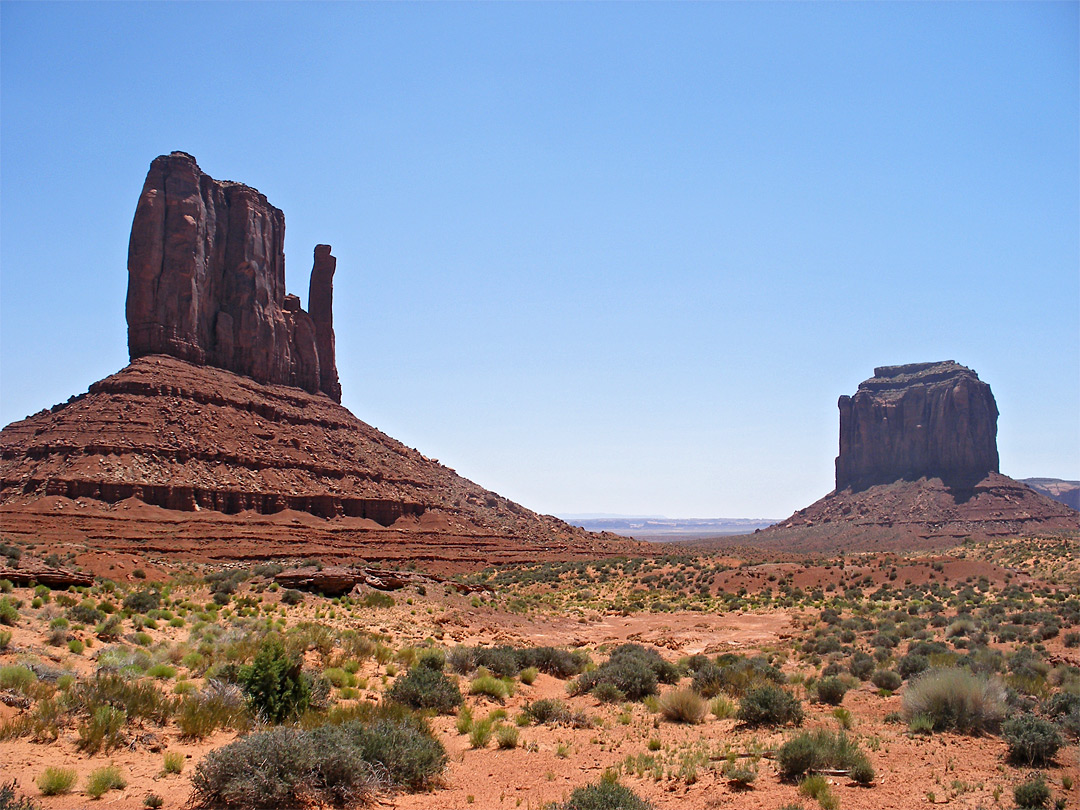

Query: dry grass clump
[901,668,1006,733]
[658,688,706,724]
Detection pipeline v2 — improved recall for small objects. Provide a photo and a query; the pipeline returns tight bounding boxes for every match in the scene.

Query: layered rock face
[126,152,341,401]
[750,360,1077,552]
[0,153,646,572]
[835,361,999,491]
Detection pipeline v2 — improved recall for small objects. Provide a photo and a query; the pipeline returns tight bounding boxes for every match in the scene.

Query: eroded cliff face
[835,361,999,491]
[126,152,340,401]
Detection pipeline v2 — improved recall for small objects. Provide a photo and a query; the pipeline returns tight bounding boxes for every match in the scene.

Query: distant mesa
[0,154,643,572]
[747,361,1078,552]
[836,361,998,492]
[1021,478,1080,512]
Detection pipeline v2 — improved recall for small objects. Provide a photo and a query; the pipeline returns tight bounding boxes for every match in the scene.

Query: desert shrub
[470,673,510,701]
[850,756,875,785]
[123,589,160,614]
[237,636,309,723]
[554,776,654,810]
[386,666,462,713]
[1002,714,1063,766]
[1013,773,1051,809]
[519,666,538,685]
[0,597,18,626]
[414,648,446,671]
[737,685,804,727]
[469,718,493,748]
[798,775,836,809]
[871,669,902,691]
[280,589,304,606]
[1042,690,1080,739]
[0,666,36,694]
[496,724,519,748]
[163,752,185,774]
[68,601,104,625]
[76,705,126,753]
[85,765,126,799]
[473,646,521,677]
[898,652,929,679]
[524,698,593,728]
[574,644,672,701]
[35,767,76,796]
[777,728,870,781]
[176,681,249,739]
[815,677,847,706]
[849,651,875,681]
[701,654,784,697]
[189,726,379,809]
[585,683,621,705]
[710,695,735,718]
[361,591,394,609]
[658,689,706,724]
[902,668,1006,733]
[68,672,174,724]
[446,645,477,674]
[721,759,757,788]
[519,646,589,678]
[691,662,726,697]
[0,630,11,650]
[343,718,447,790]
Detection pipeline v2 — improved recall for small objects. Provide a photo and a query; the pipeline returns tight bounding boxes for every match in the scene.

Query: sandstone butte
[745,361,1078,553]
[0,153,646,574]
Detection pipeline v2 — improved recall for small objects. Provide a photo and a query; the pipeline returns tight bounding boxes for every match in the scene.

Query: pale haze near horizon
[1,2,1077,520]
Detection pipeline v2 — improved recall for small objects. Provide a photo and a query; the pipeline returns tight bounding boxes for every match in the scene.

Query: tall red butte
[748,362,1077,553]
[0,154,642,573]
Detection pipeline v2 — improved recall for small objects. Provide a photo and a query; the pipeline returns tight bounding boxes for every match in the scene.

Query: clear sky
[2,2,1077,519]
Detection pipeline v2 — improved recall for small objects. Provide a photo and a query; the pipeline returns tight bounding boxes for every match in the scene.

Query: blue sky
[2,2,1077,518]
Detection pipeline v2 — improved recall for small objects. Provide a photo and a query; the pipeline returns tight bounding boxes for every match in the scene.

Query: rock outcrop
[0,153,652,573]
[836,361,999,491]
[126,152,341,401]
[749,361,1078,552]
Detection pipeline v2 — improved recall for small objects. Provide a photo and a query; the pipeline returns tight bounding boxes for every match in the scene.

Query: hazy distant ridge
[564,516,778,539]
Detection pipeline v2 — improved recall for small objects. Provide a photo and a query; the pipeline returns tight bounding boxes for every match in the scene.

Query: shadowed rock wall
[835,361,999,491]
[126,152,340,401]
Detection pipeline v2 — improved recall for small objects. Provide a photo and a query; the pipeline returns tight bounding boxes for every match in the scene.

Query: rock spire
[126,152,341,401]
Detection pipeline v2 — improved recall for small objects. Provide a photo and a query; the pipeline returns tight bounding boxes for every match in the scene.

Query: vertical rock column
[309,245,341,402]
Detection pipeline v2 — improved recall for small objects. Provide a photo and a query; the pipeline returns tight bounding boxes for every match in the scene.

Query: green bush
[0,597,18,626]
[190,726,378,809]
[871,669,902,691]
[85,765,126,799]
[898,652,929,679]
[1013,773,1051,809]
[237,636,310,723]
[776,728,870,782]
[554,777,654,810]
[35,767,76,796]
[737,685,804,727]
[386,666,462,713]
[123,589,161,613]
[849,652,875,681]
[901,668,1006,733]
[574,644,673,701]
[76,705,126,754]
[815,677,847,706]
[591,682,626,704]
[1002,714,1063,766]
[69,672,175,724]
[470,672,512,701]
[176,681,249,739]
[343,718,447,789]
